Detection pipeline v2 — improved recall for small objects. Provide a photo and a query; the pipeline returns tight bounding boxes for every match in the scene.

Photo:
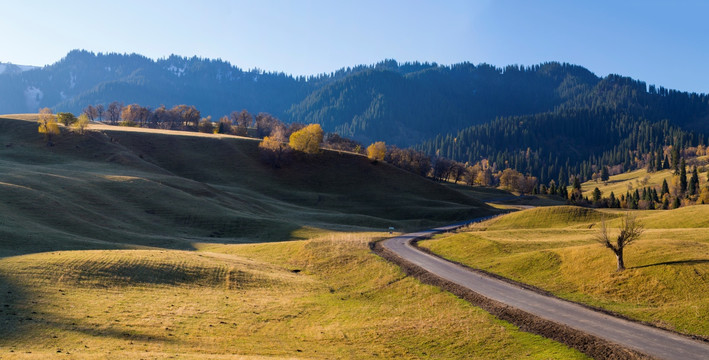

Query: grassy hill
[0,233,587,359]
[421,206,709,338]
[0,115,590,358]
[0,114,491,257]
[580,166,708,199]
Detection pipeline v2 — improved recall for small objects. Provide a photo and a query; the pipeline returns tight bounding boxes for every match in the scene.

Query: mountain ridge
[2,50,709,186]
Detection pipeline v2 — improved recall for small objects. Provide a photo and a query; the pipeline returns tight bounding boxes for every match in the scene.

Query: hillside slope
[421,206,709,338]
[0,115,490,257]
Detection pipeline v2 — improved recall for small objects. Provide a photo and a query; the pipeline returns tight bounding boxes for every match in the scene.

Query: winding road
[381,221,709,360]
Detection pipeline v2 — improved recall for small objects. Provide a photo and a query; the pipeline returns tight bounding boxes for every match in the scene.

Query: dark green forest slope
[2,50,709,185]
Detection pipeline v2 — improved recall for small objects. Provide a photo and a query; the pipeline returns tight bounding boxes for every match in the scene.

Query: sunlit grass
[421,206,709,337]
[0,233,588,359]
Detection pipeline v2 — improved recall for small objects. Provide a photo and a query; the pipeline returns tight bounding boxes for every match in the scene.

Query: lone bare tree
[594,213,644,271]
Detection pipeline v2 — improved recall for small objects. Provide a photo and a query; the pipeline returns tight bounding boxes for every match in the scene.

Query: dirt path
[380,222,709,360]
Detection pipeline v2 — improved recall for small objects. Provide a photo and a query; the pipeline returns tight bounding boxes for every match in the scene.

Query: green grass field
[421,205,709,338]
[0,115,586,358]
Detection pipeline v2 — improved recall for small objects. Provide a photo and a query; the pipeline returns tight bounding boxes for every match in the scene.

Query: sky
[1,0,707,93]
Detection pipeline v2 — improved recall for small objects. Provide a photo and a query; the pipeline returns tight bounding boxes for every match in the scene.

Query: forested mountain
[0,50,312,120]
[2,50,709,186]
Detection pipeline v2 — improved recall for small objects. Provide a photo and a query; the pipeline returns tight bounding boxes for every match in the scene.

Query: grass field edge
[370,238,653,360]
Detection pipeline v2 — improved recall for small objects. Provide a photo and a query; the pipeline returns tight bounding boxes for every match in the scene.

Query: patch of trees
[420,108,706,190]
[36,108,92,145]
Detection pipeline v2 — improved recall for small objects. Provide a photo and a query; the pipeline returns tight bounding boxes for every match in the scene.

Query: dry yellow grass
[580,167,707,198]
[421,207,709,337]
[0,233,588,359]
[0,114,584,358]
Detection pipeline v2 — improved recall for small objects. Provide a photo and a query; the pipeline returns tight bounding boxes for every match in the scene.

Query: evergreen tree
[689,166,699,195]
[671,196,681,209]
[679,158,687,194]
[661,179,670,195]
[655,150,663,171]
[572,176,581,191]
[592,187,602,203]
[662,196,670,209]
[600,166,609,181]
[671,147,681,174]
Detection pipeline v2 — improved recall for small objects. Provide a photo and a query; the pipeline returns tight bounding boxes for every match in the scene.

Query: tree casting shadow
[632,259,709,269]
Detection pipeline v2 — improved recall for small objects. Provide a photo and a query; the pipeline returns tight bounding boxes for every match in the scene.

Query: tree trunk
[615,249,625,271]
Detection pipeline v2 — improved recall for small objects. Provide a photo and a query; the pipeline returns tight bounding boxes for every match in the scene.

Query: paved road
[381,221,709,360]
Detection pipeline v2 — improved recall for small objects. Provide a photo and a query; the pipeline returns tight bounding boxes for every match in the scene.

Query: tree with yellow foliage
[289,124,323,154]
[37,107,60,144]
[366,141,386,162]
[72,113,90,134]
[259,127,291,167]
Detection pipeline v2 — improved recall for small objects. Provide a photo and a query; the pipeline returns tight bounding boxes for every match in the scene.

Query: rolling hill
[0,115,592,358]
[420,206,709,338]
[0,114,490,257]
[3,50,709,188]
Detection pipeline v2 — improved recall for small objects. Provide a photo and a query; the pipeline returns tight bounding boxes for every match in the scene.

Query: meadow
[420,206,709,338]
[0,115,586,358]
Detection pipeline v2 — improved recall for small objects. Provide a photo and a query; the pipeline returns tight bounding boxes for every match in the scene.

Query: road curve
[381,221,709,360]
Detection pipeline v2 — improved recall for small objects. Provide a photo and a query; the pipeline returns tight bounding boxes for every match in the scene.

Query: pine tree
[671,196,681,209]
[572,176,581,191]
[592,187,602,203]
[679,158,687,194]
[671,147,680,174]
[601,166,609,181]
[661,179,670,195]
[689,166,699,195]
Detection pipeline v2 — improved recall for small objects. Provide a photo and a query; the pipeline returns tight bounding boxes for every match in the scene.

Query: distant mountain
[2,50,709,185]
[0,62,38,75]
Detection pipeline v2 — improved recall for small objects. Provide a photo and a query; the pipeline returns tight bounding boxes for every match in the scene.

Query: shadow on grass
[632,259,709,269]
[0,273,173,350]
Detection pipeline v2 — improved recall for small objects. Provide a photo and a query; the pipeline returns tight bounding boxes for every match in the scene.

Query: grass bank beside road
[420,206,709,338]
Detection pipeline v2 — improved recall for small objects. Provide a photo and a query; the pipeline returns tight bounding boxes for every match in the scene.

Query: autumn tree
[594,214,644,271]
[255,112,285,138]
[385,146,432,177]
[121,104,152,127]
[324,133,361,152]
[259,127,291,167]
[83,105,97,121]
[217,116,232,134]
[95,104,105,122]
[198,116,214,133]
[366,141,386,162]
[172,105,200,130]
[289,124,323,154]
[37,107,60,144]
[72,113,90,134]
[499,168,523,191]
[106,101,123,124]
[432,157,455,182]
[230,110,252,136]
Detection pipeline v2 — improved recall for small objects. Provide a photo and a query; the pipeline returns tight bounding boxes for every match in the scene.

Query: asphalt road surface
[381,222,709,360]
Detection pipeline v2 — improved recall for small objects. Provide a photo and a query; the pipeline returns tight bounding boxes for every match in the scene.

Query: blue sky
[1,0,707,93]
